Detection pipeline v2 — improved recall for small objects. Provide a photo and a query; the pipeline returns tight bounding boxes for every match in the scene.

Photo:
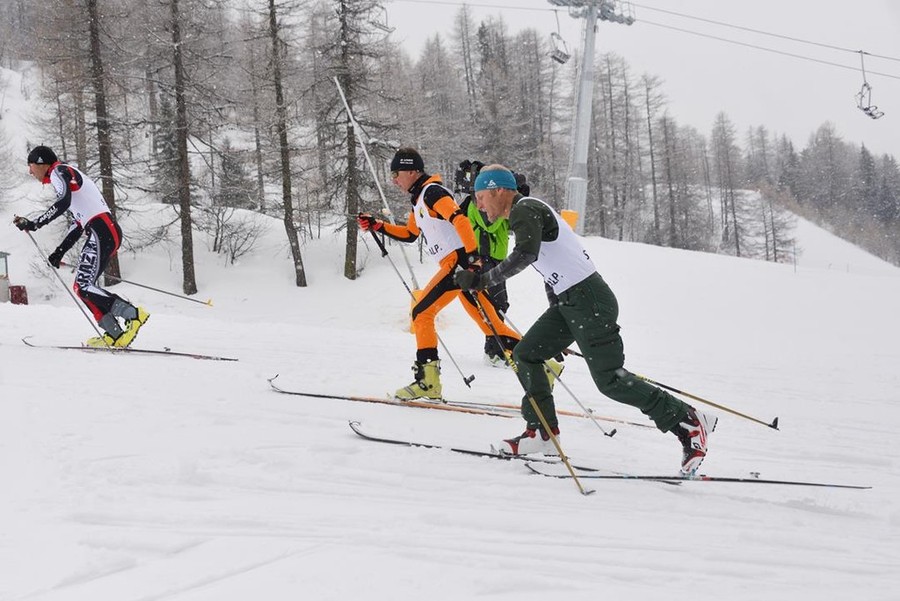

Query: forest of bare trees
[1,0,897,292]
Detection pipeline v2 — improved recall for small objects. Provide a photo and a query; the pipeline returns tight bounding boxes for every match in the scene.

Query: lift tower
[548,0,634,233]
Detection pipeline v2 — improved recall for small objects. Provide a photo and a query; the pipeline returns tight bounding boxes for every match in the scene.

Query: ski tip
[770,417,780,430]
[582,488,597,496]
[607,427,618,438]
[268,374,280,384]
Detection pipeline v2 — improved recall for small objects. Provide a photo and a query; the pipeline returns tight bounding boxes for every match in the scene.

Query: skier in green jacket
[454,164,717,476]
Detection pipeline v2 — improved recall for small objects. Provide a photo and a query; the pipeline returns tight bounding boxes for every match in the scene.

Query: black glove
[454,269,482,291]
[357,213,383,232]
[47,248,64,269]
[14,216,37,231]
[455,248,481,270]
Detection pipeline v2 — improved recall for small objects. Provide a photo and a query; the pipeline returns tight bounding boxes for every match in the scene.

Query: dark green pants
[512,273,688,432]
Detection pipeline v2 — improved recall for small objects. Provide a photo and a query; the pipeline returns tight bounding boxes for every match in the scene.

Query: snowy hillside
[2,64,900,600]
[791,215,898,276]
[2,198,900,600]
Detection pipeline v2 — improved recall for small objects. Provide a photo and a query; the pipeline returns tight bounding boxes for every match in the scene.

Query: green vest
[466,200,509,261]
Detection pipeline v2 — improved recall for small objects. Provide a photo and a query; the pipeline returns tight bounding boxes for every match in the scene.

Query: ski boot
[395,360,442,401]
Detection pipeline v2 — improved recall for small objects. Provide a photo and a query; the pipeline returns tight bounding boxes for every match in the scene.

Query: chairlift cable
[394,0,550,12]
[390,0,900,80]
[640,19,900,81]
[631,1,900,63]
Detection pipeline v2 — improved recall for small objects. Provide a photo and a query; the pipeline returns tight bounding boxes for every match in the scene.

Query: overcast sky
[385,0,900,157]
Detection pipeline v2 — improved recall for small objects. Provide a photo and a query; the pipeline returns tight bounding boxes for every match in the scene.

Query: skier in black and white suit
[14,145,150,348]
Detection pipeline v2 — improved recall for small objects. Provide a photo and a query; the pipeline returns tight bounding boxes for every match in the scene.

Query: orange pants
[412,254,520,357]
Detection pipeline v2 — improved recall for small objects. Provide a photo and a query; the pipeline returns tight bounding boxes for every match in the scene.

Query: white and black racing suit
[32,162,131,327]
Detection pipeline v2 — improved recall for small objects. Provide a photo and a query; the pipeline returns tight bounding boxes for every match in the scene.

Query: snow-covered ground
[2,65,899,600]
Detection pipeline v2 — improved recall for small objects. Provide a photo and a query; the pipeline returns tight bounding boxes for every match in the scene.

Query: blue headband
[474,168,517,192]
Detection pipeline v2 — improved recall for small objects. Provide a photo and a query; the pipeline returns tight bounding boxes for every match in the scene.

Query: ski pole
[632,373,780,430]
[333,75,419,289]
[60,262,212,306]
[368,229,475,387]
[470,293,595,496]
[539,343,778,429]
[500,309,588,359]
[500,310,778,430]
[366,229,414,295]
[23,230,109,345]
[494,310,617,437]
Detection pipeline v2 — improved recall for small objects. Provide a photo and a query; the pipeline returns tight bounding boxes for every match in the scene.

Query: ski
[350,420,568,464]
[524,462,872,489]
[348,422,682,486]
[271,377,517,418]
[458,400,651,428]
[22,336,238,362]
[269,375,651,427]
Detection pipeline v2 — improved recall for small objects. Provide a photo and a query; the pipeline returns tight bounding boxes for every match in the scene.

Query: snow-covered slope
[2,208,899,600]
[2,64,899,601]
[792,215,898,276]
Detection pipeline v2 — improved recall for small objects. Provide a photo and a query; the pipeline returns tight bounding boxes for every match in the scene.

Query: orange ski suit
[380,174,520,362]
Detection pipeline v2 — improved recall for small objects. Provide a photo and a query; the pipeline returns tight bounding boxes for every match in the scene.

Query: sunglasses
[390,170,400,179]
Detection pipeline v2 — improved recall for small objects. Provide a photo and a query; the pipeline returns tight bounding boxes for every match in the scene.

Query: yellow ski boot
[85,333,118,348]
[395,360,442,401]
[544,358,564,390]
[115,306,150,348]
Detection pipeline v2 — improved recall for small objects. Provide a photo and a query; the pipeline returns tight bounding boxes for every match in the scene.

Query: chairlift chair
[550,32,570,64]
[370,6,395,34]
[856,83,884,119]
[855,51,885,119]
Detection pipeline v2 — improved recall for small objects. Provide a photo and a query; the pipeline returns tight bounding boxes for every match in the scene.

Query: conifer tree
[711,112,745,256]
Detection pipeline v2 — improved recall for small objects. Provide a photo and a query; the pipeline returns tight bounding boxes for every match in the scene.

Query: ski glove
[47,247,64,269]
[357,213,383,232]
[454,269,482,291]
[455,248,481,270]
[14,216,37,231]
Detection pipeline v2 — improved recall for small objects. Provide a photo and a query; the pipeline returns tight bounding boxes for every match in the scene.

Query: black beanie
[390,148,424,172]
[27,145,58,165]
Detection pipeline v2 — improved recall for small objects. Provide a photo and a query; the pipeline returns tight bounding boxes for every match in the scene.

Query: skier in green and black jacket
[454,164,718,476]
